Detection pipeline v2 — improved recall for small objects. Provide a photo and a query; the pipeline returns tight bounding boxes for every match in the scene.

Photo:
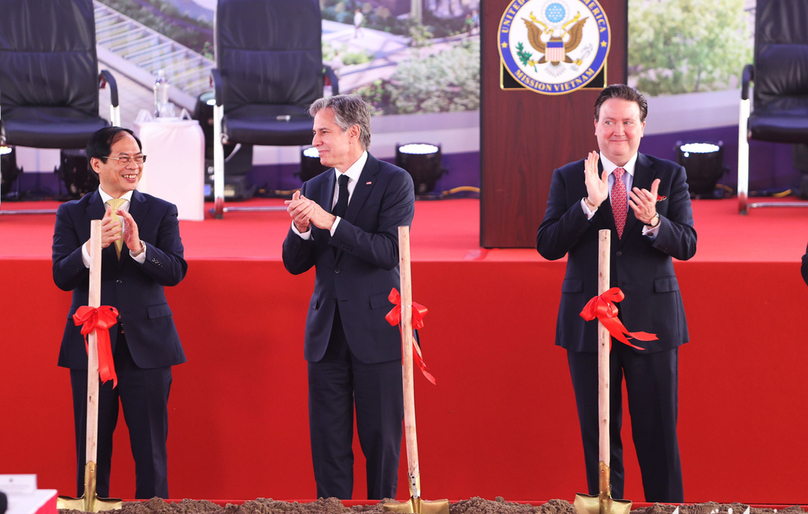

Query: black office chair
[211,0,338,218]
[737,0,808,214]
[0,0,120,214]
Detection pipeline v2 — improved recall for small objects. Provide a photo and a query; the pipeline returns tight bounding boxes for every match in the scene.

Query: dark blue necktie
[333,174,349,218]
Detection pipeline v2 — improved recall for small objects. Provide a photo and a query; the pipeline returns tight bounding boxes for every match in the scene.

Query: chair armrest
[99,70,119,107]
[324,65,339,96]
[211,68,223,107]
[741,64,753,101]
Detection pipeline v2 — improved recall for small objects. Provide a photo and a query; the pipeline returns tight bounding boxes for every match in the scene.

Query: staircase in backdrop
[93,1,214,113]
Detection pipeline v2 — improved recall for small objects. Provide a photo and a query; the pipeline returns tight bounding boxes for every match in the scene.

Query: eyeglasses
[104,155,147,165]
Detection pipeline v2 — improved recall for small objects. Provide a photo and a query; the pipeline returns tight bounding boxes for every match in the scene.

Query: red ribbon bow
[579,287,656,351]
[385,288,436,385]
[73,306,120,387]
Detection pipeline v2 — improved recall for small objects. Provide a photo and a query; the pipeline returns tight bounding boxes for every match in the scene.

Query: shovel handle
[85,220,103,465]
[598,230,610,466]
[398,226,420,492]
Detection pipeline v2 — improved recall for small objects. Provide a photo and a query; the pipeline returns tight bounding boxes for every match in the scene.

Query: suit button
[616,251,622,257]
[334,268,340,273]
[116,279,122,284]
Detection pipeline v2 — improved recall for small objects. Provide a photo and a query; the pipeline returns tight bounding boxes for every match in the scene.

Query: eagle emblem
[522,12,587,67]
[498,0,610,95]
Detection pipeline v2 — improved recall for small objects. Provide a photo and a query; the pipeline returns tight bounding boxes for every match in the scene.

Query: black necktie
[333,174,349,218]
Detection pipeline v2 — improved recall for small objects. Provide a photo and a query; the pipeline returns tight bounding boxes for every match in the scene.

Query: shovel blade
[382,496,450,514]
[56,495,87,511]
[57,461,122,512]
[574,493,631,514]
[56,494,122,512]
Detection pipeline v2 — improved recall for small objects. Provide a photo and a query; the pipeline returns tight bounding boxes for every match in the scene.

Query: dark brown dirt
[58,497,807,514]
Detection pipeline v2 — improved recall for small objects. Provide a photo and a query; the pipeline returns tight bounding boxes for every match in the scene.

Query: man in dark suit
[537,85,697,502]
[283,94,415,500]
[801,245,808,285]
[53,126,187,499]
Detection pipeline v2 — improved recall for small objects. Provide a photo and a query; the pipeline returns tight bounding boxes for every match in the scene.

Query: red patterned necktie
[612,167,627,239]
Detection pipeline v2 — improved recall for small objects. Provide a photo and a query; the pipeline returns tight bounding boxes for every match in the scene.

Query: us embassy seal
[499,0,610,95]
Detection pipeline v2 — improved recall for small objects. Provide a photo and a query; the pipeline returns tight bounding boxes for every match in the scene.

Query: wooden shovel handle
[598,229,610,466]
[85,220,102,465]
[398,226,420,491]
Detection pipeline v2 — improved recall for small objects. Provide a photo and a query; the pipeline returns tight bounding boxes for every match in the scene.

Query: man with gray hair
[283,94,415,499]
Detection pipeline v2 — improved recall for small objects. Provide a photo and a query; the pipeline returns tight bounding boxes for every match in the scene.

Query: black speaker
[57,149,98,198]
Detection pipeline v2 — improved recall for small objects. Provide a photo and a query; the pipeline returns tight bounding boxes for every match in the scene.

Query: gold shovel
[58,220,122,512]
[573,230,632,514]
[383,227,449,514]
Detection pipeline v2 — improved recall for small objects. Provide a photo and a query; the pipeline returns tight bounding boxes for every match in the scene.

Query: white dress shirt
[581,152,659,238]
[293,151,369,239]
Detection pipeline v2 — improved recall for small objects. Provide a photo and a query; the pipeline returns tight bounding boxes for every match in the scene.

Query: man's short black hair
[594,84,648,123]
[86,126,142,166]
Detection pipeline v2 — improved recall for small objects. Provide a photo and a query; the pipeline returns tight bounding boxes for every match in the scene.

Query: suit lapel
[320,170,337,215]
[622,153,655,240]
[632,153,656,192]
[317,171,341,262]
[85,191,119,267]
[344,155,378,223]
[595,161,617,237]
[332,155,378,264]
[129,190,149,228]
[116,190,150,265]
[85,190,106,220]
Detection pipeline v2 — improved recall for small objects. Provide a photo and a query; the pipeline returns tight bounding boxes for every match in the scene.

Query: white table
[133,118,205,221]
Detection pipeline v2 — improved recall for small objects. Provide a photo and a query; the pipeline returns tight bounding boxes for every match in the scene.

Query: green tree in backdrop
[628,0,752,95]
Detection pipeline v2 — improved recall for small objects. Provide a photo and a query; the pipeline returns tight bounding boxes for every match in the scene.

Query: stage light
[300,146,329,182]
[676,141,727,198]
[0,145,22,197]
[395,143,444,195]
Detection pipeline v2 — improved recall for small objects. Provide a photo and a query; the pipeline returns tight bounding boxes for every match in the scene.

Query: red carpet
[2,197,808,505]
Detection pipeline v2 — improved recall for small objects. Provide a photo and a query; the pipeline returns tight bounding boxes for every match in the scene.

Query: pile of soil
[59,498,806,514]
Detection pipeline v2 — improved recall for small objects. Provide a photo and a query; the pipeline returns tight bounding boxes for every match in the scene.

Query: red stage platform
[2,198,808,505]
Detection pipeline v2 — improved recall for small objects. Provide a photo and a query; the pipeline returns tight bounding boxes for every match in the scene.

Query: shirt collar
[99,187,134,205]
[334,151,368,185]
[599,152,639,178]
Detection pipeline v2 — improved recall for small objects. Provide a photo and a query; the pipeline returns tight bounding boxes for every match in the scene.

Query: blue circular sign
[498,0,611,95]
[545,3,566,23]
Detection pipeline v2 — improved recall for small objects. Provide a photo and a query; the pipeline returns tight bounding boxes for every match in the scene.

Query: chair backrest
[215,0,324,111]
[753,0,808,108]
[0,0,100,116]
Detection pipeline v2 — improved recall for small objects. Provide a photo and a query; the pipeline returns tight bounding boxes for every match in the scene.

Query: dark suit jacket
[537,153,697,353]
[282,153,415,364]
[802,245,808,286]
[53,190,187,370]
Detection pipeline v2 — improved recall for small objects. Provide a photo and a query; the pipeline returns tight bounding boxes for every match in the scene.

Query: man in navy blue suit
[53,126,187,499]
[537,85,697,502]
[283,94,415,500]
